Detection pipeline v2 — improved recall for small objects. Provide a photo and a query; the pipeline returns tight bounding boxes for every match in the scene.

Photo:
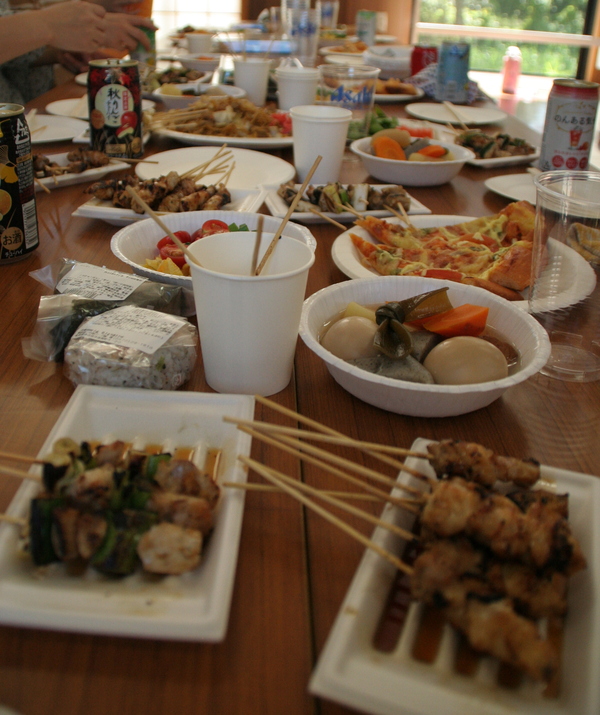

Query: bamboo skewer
[0,464,42,482]
[308,207,346,229]
[442,101,470,131]
[34,177,51,194]
[125,186,202,267]
[0,451,42,464]
[255,155,322,275]
[223,482,387,501]
[240,456,414,575]
[251,215,263,275]
[233,424,422,512]
[254,394,433,480]
[0,514,26,526]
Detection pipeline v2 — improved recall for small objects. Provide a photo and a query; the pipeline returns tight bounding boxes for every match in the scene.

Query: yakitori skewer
[308,207,346,229]
[442,101,470,131]
[383,202,419,235]
[251,215,263,275]
[223,482,389,501]
[239,455,414,575]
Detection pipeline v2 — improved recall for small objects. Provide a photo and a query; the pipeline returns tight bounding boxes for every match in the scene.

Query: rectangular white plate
[264,185,431,224]
[466,148,540,169]
[310,438,600,715]
[0,386,255,642]
[72,188,267,227]
[34,152,129,192]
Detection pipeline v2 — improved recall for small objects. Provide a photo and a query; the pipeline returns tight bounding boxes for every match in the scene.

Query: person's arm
[0,1,107,64]
[102,13,157,52]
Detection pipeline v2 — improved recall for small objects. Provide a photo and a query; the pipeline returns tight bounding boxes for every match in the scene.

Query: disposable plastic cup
[233,57,271,106]
[290,104,351,183]
[318,64,380,139]
[275,66,319,111]
[529,170,600,382]
[187,232,315,395]
[186,32,213,54]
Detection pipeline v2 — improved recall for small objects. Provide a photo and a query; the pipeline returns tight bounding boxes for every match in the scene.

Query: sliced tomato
[423,268,464,281]
[158,243,186,268]
[198,219,230,237]
[156,231,191,250]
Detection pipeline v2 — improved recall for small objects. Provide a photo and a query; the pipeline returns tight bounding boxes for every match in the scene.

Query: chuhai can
[88,59,143,159]
[0,103,39,263]
[435,42,470,104]
[539,79,599,172]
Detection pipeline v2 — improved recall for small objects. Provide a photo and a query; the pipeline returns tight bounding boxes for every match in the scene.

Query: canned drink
[539,79,599,172]
[411,44,438,76]
[87,59,143,159]
[356,10,376,47]
[0,103,39,263]
[435,41,470,104]
[129,27,156,68]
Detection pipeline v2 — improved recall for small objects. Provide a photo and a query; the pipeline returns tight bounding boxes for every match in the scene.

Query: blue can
[435,42,470,104]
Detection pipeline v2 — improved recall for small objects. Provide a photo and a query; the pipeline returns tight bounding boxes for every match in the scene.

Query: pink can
[539,79,599,172]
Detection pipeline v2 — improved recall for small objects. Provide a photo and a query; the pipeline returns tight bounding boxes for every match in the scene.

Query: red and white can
[539,79,599,172]
[410,45,438,76]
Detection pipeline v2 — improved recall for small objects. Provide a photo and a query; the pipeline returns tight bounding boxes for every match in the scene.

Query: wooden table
[0,83,598,715]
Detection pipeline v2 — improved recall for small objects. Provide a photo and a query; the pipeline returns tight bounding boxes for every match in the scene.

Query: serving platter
[309,437,600,715]
[331,214,596,311]
[152,127,293,149]
[29,116,88,144]
[72,187,268,227]
[264,184,431,224]
[484,173,537,203]
[405,103,507,126]
[434,128,541,168]
[0,386,255,641]
[135,146,295,188]
[33,152,130,192]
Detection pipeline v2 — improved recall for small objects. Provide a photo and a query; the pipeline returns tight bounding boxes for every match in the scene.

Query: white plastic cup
[187,232,315,395]
[186,32,213,54]
[275,66,319,111]
[290,104,351,183]
[233,57,271,106]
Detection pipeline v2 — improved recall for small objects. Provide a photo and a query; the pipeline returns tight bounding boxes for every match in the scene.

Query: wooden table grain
[0,82,597,715]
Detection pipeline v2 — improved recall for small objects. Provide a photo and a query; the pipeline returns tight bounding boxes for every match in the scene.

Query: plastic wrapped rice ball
[64,306,197,389]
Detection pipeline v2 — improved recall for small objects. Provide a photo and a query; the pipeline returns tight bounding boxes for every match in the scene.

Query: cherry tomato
[196,219,230,237]
[158,244,186,268]
[270,112,292,136]
[156,231,191,250]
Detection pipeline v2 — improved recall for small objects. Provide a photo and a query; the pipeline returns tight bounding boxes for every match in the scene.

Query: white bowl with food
[111,210,317,289]
[362,45,412,79]
[350,136,474,186]
[151,83,246,109]
[299,276,550,417]
[179,53,222,73]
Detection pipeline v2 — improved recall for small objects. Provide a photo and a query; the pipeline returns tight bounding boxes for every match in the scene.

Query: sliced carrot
[399,125,434,138]
[417,144,448,158]
[372,135,406,160]
[420,304,489,337]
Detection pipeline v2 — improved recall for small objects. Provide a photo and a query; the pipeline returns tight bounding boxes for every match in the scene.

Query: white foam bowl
[179,53,222,73]
[362,45,412,79]
[151,83,246,109]
[299,276,551,417]
[111,210,317,289]
[350,137,474,186]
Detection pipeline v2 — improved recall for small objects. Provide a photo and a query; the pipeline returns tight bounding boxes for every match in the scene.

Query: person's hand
[42,1,108,53]
[55,51,94,75]
[103,14,157,52]
[89,0,142,12]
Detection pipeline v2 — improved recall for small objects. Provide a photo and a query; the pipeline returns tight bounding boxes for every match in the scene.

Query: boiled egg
[423,336,508,385]
[321,316,379,360]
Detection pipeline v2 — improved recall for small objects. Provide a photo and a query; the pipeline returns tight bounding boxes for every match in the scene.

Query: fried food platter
[309,437,600,715]
[0,386,254,641]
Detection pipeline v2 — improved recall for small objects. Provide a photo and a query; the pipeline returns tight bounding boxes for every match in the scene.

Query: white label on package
[56,263,147,300]
[74,306,184,354]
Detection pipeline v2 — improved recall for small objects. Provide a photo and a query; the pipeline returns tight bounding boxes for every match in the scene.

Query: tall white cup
[187,232,315,395]
[275,66,319,111]
[233,57,271,106]
[290,105,351,183]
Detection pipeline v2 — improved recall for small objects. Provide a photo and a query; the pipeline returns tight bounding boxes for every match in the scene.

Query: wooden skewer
[0,451,42,464]
[308,207,346,229]
[30,125,47,135]
[111,158,159,165]
[240,456,414,575]
[445,122,459,135]
[251,215,263,275]
[223,482,386,501]
[221,160,235,187]
[0,514,26,526]
[233,423,422,512]
[125,186,202,267]
[0,464,42,482]
[34,177,51,194]
[442,101,470,131]
[254,394,433,482]
[255,155,322,275]
[340,203,365,220]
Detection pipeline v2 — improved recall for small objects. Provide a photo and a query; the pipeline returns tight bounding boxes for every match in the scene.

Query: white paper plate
[135,146,295,189]
[324,54,368,66]
[46,98,156,121]
[73,187,267,227]
[264,184,431,224]
[319,46,364,57]
[310,437,600,715]
[405,103,507,126]
[33,152,129,192]
[332,214,596,312]
[153,127,293,149]
[374,87,425,104]
[75,72,88,86]
[485,173,537,203]
[0,386,255,641]
[29,116,89,144]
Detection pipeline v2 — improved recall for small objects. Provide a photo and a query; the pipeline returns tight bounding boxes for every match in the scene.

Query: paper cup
[186,32,213,54]
[187,232,315,395]
[275,67,319,112]
[290,105,352,183]
[233,58,271,106]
